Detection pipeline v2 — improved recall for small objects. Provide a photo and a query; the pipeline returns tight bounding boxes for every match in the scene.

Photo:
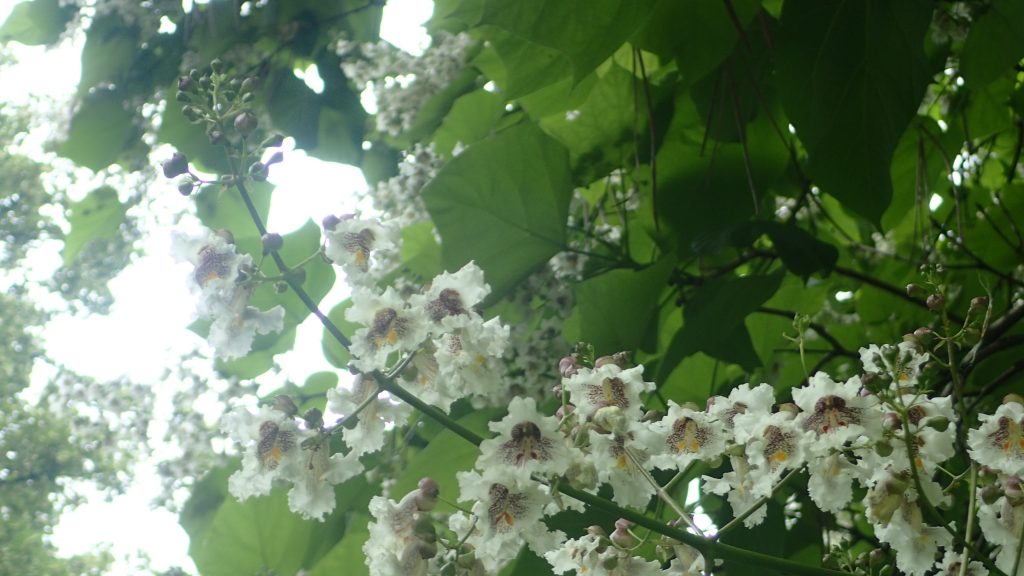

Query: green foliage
[62,186,126,265]
[422,123,573,298]
[0,0,73,45]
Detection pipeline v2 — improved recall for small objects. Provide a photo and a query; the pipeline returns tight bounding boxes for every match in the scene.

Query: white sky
[0,0,432,573]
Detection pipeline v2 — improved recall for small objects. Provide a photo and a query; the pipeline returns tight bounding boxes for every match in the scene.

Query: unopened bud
[261,232,283,253]
[182,105,203,122]
[970,296,989,314]
[1003,393,1024,407]
[610,526,635,548]
[162,152,189,179]
[240,77,257,94]
[906,283,922,297]
[175,90,190,102]
[322,214,341,231]
[249,162,268,181]
[275,281,288,293]
[559,355,580,378]
[980,484,1002,505]
[303,408,323,429]
[874,440,894,458]
[234,110,258,134]
[777,403,799,419]
[595,351,630,369]
[210,58,224,73]
[926,293,944,311]
[272,395,298,417]
[266,150,285,165]
[208,129,225,145]
[925,416,950,432]
[175,174,196,196]
[178,75,194,92]
[556,404,575,420]
[261,133,286,148]
[416,477,439,511]
[641,410,664,423]
[913,327,932,339]
[413,517,436,542]
[869,548,887,566]
[882,412,901,430]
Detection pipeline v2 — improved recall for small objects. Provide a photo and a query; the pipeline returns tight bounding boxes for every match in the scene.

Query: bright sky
[0,0,431,573]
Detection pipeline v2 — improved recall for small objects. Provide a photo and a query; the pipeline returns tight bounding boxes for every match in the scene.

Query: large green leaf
[662,270,785,372]
[62,186,126,265]
[432,89,506,156]
[479,0,658,82]
[0,0,73,45]
[422,123,572,299]
[775,0,935,224]
[322,300,360,369]
[960,0,1024,88]
[573,257,675,355]
[306,514,370,576]
[57,88,137,171]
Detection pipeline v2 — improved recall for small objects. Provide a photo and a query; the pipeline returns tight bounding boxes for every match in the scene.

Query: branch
[832,265,965,324]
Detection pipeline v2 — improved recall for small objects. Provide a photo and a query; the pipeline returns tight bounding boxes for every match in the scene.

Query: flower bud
[240,77,257,94]
[234,110,258,134]
[275,281,288,293]
[413,517,437,542]
[641,409,664,423]
[162,152,189,179]
[249,161,268,181]
[322,214,341,231]
[416,477,440,510]
[869,548,887,566]
[874,440,894,458]
[175,174,196,196]
[882,412,902,430]
[970,296,989,314]
[980,484,1002,505]
[595,351,630,369]
[777,403,799,419]
[261,232,283,254]
[559,354,580,378]
[912,326,932,339]
[208,129,225,145]
[210,58,224,73]
[289,267,306,286]
[1003,393,1024,407]
[610,525,635,548]
[303,408,323,429]
[178,75,194,92]
[586,525,607,538]
[555,403,575,420]
[925,416,950,432]
[926,293,944,311]
[906,283,922,297]
[272,395,298,417]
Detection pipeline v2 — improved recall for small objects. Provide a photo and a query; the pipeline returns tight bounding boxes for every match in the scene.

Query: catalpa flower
[873,502,952,576]
[644,401,727,472]
[589,427,656,509]
[287,442,363,521]
[968,401,1024,477]
[477,396,572,481]
[323,215,399,281]
[703,454,767,528]
[432,316,509,404]
[545,533,662,576]
[347,286,428,372]
[223,404,304,501]
[976,477,1024,576]
[734,410,810,497]
[327,375,410,456]
[456,469,566,573]
[707,382,776,433]
[410,261,490,330]
[793,373,877,447]
[563,363,654,421]
[860,341,928,389]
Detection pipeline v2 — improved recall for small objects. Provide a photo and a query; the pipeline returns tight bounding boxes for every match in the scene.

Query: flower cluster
[171,227,285,359]
[356,338,1024,576]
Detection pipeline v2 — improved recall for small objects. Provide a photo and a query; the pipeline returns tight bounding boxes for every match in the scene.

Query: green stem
[326,384,380,436]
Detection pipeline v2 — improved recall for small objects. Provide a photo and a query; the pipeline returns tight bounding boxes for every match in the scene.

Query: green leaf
[193,181,272,242]
[960,0,1024,88]
[306,514,370,576]
[422,123,572,300]
[432,89,507,156]
[573,257,675,355]
[775,0,935,224]
[188,486,335,576]
[479,0,657,82]
[663,270,785,372]
[0,0,73,45]
[62,186,126,265]
[266,70,321,150]
[399,221,443,280]
[77,16,138,94]
[474,29,573,100]
[391,409,500,505]
[57,88,137,171]
[633,0,760,84]
[759,222,838,278]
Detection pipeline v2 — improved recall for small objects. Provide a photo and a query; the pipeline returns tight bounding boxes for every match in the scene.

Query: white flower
[223,405,304,501]
[860,342,928,388]
[976,481,1024,576]
[477,396,572,482]
[806,451,862,514]
[287,444,363,521]
[589,428,656,509]
[707,382,776,433]
[703,455,767,528]
[968,401,1024,477]
[207,298,285,359]
[327,376,411,456]
[666,543,705,576]
[410,262,490,329]
[456,469,566,573]
[347,286,429,372]
[793,373,877,447]
[365,493,428,576]
[898,394,957,473]
[172,228,285,359]
[545,533,662,575]
[934,549,988,576]
[734,410,810,497]
[323,216,399,280]
[564,364,655,421]
[874,503,952,576]
[644,402,727,472]
[433,316,509,403]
